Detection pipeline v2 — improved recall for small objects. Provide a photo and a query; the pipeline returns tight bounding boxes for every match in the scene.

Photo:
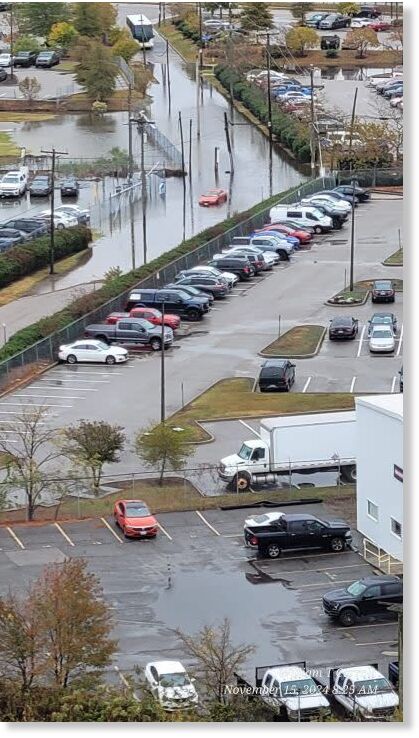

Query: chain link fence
[336,167,403,188]
[0,176,335,390]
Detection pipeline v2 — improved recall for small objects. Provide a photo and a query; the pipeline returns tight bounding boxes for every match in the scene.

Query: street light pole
[266,32,273,197]
[310,65,316,174]
[349,178,356,292]
[9,4,14,81]
[161,302,166,424]
[41,147,67,275]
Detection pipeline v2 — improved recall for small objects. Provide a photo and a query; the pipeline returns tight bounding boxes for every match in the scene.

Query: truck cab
[219,439,270,490]
[331,665,399,720]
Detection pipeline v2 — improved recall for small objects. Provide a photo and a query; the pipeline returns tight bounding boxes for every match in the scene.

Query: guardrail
[363,538,403,575]
[0,175,335,389]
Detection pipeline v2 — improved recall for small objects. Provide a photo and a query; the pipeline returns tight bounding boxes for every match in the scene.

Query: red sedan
[113,499,159,539]
[130,307,180,330]
[260,223,313,244]
[199,188,228,207]
[370,20,392,31]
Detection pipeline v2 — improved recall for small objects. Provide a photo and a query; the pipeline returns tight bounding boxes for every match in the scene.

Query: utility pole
[266,32,273,196]
[127,85,133,183]
[9,3,14,81]
[130,114,154,264]
[224,112,234,174]
[349,178,356,292]
[41,147,67,275]
[179,111,186,240]
[166,40,171,114]
[310,65,316,174]
[198,2,203,63]
[348,87,358,154]
[188,118,192,177]
[196,55,201,139]
[161,302,166,424]
[158,2,162,26]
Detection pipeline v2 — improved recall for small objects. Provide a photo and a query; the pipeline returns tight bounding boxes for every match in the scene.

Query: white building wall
[356,397,403,561]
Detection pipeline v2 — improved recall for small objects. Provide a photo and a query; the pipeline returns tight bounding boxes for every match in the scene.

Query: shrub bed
[214,65,311,164]
[0,226,91,289]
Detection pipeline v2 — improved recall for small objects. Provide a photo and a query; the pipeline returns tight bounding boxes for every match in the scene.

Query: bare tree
[18,77,41,103]
[176,618,255,703]
[0,407,67,520]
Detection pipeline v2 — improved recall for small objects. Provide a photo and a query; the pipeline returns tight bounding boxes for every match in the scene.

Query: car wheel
[341,464,357,482]
[314,226,322,234]
[187,309,200,322]
[339,608,357,627]
[66,354,77,364]
[150,338,162,351]
[57,223,65,230]
[105,355,116,365]
[267,543,281,559]
[278,250,288,261]
[330,536,344,552]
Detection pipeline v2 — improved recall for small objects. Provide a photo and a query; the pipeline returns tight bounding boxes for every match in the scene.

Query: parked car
[174,274,229,298]
[84,317,174,351]
[305,11,330,27]
[29,175,52,197]
[322,575,403,626]
[35,211,78,229]
[60,177,80,197]
[301,198,347,228]
[319,13,351,29]
[58,339,128,365]
[113,499,158,538]
[371,279,395,303]
[258,359,296,392]
[261,223,313,244]
[369,325,395,353]
[333,184,370,202]
[144,661,198,711]
[370,20,392,31]
[198,188,228,206]
[106,308,181,330]
[269,205,333,234]
[353,6,381,18]
[55,204,90,224]
[207,255,254,281]
[35,50,60,68]
[126,288,208,321]
[0,227,26,249]
[229,245,279,266]
[178,265,239,287]
[224,248,270,273]
[231,233,294,260]
[0,68,7,82]
[164,283,214,306]
[320,34,341,50]
[350,17,373,27]
[250,513,352,557]
[0,167,29,197]
[329,316,359,340]
[13,50,38,67]
[319,189,356,206]
[2,218,48,238]
[0,52,12,67]
[367,312,397,336]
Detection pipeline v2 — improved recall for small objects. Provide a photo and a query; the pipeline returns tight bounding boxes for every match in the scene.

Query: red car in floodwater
[113,499,159,539]
[259,223,313,244]
[105,308,180,330]
[199,188,228,206]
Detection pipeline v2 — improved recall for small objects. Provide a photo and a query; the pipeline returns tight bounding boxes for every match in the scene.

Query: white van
[269,204,333,234]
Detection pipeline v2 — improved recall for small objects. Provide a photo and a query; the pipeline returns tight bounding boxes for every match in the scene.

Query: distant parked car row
[0,167,80,200]
[0,205,90,252]
[0,50,60,68]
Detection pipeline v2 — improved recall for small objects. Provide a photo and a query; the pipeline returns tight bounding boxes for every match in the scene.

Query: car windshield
[38,53,51,58]
[353,678,392,695]
[2,175,18,183]
[374,281,391,289]
[159,673,189,688]
[347,580,367,596]
[280,678,319,697]
[372,315,392,324]
[372,328,393,338]
[238,443,253,460]
[125,504,149,517]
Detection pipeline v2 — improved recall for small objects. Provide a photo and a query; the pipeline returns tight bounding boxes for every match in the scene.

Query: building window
[367,500,379,521]
[391,518,402,539]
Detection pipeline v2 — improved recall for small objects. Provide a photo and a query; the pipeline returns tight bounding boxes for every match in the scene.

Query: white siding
[356,397,403,561]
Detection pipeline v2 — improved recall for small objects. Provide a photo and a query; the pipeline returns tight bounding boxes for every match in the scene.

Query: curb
[258,327,326,360]
[325,291,370,308]
[382,260,403,267]
[0,360,57,400]
[220,497,323,511]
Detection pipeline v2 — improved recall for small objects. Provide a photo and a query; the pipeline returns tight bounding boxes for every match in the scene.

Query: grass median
[0,480,355,523]
[261,325,325,358]
[383,249,403,266]
[168,378,355,442]
[158,22,198,63]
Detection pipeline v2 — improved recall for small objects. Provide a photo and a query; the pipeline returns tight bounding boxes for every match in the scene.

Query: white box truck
[218,411,356,490]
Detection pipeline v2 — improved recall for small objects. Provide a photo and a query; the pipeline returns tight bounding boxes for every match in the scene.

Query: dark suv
[2,218,48,238]
[319,13,351,29]
[174,274,229,299]
[208,256,254,281]
[258,359,296,392]
[126,288,207,321]
[372,280,395,303]
[323,575,403,626]
[13,50,38,67]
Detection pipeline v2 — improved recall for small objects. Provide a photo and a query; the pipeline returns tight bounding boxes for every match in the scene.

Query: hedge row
[173,16,203,46]
[0,188,297,363]
[0,227,91,290]
[214,65,311,164]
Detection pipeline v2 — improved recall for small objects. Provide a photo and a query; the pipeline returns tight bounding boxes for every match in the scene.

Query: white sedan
[188,265,239,287]
[58,340,128,365]
[55,204,90,223]
[0,53,12,67]
[369,326,396,353]
[37,210,78,229]
[144,660,198,711]
[351,18,373,27]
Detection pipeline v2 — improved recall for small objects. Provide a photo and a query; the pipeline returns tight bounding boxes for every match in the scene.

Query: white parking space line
[356,640,396,647]
[54,522,75,547]
[100,517,124,543]
[17,394,81,400]
[114,666,140,701]
[391,376,397,393]
[157,521,173,541]
[7,527,25,549]
[238,419,261,437]
[396,325,403,356]
[0,402,72,408]
[350,376,357,393]
[195,510,220,536]
[33,385,99,392]
[357,325,366,357]
[302,377,312,393]
[38,378,110,384]
[50,370,123,376]
[289,579,356,589]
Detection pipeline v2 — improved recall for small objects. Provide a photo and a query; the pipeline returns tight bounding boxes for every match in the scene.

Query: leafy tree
[134,424,194,486]
[285,26,319,56]
[204,2,223,16]
[32,559,115,688]
[0,593,44,693]
[337,2,360,15]
[74,39,118,101]
[73,2,117,38]
[50,685,168,721]
[240,3,274,30]
[18,77,41,103]
[112,28,140,62]
[15,2,70,37]
[0,407,68,521]
[48,21,79,51]
[12,34,42,53]
[344,27,379,57]
[176,618,255,703]
[290,2,314,25]
[62,420,125,494]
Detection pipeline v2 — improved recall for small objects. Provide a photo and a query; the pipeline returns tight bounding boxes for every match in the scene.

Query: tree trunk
[159,455,166,486]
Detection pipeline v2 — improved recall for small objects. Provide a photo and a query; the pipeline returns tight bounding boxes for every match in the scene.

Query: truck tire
[338,608,357,627]
[278,250,289,261]
[267,543,281,559]
[232,473,251,492]
[187,309,201,322]
[330,536,344,552]
[66,354,77,364]
[314,225,322,234]
[150,337,162,351]
[341,465,356,482]
[95,334,110,345]
[105,355,116,365]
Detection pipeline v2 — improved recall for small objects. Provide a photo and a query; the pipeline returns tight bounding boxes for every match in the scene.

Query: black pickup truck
[84,317,173,351]
[126,288,208,321]
[248,513,352,558]
[323,575,403,626]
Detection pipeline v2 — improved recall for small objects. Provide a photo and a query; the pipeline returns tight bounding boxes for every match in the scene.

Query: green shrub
[0,227,91,289]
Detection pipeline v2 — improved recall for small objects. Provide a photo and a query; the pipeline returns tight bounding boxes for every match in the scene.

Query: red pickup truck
[106,307,180,330]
